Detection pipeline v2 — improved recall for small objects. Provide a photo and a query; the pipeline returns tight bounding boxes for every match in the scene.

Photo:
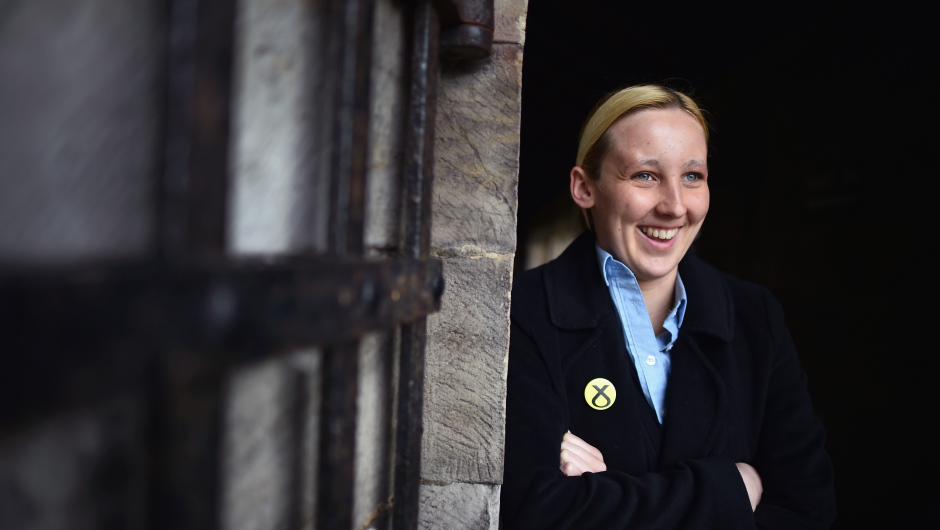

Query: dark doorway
[518,1,938,528]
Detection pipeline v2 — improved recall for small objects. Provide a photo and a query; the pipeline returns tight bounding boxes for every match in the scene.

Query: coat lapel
[543,231,612,332]
[543,233,740,471]
[658,253,737,468]
[544,232,661,471]
[658,332,726,466]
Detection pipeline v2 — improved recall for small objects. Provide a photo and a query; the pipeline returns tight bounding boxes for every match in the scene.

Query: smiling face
[570,107,709,288]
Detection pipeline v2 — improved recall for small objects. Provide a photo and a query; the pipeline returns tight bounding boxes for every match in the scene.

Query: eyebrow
[632,158,707,169]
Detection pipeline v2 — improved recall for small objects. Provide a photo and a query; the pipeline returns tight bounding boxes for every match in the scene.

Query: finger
[562,432,604,461]
[560,460,583,477]
[560,444,605,473]
[562,432,605,462]
[561,448,606,474]
[560,441,601,468]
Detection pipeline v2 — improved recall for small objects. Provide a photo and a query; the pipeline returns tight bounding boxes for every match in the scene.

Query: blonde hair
[575,85,708,227]
[576,85,708,179]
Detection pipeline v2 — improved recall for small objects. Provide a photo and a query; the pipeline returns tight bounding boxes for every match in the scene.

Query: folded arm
[560,431,763,512]
[501,317,756,530]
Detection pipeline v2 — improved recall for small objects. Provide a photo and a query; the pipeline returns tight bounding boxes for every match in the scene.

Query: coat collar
[543,230,735,343]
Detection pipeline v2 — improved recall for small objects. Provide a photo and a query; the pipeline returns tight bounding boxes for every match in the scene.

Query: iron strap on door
[0,258,443,431]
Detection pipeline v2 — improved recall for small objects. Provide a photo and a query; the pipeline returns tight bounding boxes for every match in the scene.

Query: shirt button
[646,355,656,366]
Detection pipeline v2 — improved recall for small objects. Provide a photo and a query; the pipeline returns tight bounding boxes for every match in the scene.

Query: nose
[656,179,687,218]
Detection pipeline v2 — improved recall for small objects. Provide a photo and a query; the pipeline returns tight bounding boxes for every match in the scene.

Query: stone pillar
[419,1,528,528]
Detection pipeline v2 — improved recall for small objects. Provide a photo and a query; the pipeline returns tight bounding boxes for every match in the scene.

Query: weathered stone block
[418,482,500,530]
[494,0,528,45]
[422,254,512,483]
[431,43,523,254]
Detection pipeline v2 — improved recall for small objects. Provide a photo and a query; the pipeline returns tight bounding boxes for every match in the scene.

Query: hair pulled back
[576,85,708,182]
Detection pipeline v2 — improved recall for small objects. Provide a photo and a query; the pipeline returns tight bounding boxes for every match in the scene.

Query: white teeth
[642,227,678,240]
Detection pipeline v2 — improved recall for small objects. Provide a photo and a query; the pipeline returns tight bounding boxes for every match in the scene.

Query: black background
[517,1,939,527]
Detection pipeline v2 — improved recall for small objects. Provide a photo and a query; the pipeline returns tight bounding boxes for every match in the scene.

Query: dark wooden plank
[394,1,440,528]
[286,367,310,530]
[317,340,360,530]
[153,0,236,526]
[402,0,440,263]
[328,0,376,258]
[394,318,429,530]
[147,351,225,530]
[161,0,235,261]
[317,0,377,526]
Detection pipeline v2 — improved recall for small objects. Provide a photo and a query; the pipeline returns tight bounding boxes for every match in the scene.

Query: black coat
[500,231,835,529]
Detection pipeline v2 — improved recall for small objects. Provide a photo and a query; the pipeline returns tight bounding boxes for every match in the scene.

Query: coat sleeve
[752,292,837,529]
[500,308,757,530]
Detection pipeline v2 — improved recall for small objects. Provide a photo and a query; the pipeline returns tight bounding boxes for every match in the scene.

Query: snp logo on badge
[584,378,616,410]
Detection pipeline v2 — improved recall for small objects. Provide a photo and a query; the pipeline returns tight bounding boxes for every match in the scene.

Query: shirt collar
[595,244,617,286]
[595,243,688,338]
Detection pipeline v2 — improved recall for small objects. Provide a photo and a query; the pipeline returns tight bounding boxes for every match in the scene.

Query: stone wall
[418,1,528,528]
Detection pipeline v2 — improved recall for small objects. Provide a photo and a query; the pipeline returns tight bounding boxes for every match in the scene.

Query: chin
[635,268,678,283]
[631,257,682,283]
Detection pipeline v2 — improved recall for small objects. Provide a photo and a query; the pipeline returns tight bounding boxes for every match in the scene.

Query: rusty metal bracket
[435,0,493,61]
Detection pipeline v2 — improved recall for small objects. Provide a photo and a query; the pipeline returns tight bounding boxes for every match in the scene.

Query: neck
[638,271,677,335]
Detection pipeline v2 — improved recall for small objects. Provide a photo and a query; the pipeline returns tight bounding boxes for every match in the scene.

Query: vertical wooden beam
[161,0,234,262]
[394,1,440,528]
[148,353,227,530]
[287,366,311,530]
[327,0,376,258]
[319,0,376,528]
[151,0,236,527]
[401,0,440,263]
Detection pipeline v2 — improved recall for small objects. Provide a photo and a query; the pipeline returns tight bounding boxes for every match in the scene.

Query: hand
[560,431,607,476]
[735,462,763,512]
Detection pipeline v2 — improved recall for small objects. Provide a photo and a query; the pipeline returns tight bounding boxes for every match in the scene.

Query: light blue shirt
[596,244,687,423]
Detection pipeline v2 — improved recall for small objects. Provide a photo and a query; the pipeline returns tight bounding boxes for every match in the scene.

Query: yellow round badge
[584,378,616,410]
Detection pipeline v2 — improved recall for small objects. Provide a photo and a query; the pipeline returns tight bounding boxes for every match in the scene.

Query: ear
[570,166,596,209]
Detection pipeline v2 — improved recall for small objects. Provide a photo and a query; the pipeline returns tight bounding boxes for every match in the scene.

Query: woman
[500,86,835,529]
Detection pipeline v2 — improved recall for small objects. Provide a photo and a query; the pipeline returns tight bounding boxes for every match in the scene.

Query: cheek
[616,193,655,222]
[689,191,710,222]
[599,190,642,220]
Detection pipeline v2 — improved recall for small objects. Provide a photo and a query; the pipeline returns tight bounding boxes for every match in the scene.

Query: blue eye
[682,173,704,182]
[634,172,653,181]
